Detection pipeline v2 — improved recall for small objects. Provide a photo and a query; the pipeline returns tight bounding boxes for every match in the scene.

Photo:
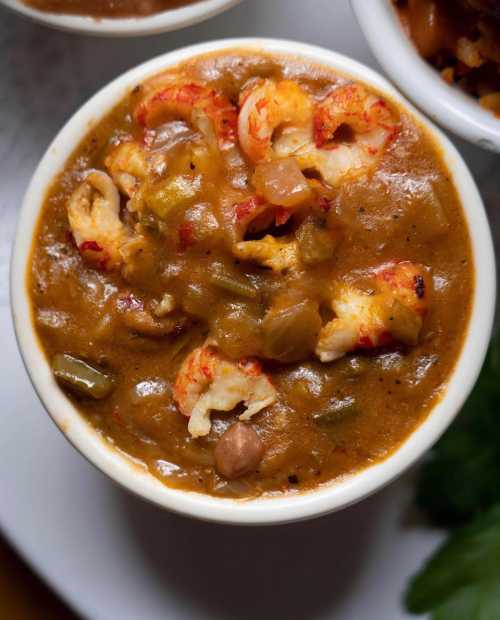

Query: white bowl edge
[10,38,497,525]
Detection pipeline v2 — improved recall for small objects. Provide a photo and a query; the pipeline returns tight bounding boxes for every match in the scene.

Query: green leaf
[416,332,500,525]
[405,505,500,614]
[433,579,500,620]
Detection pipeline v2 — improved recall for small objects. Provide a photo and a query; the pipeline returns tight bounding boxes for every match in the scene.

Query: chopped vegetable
[212,302,263,359]
[209,263,257,299]
[386,298,422,346]
[295,216,337,265]
[262,297,322,362]
[143,175,200,219]
[405,505,500,619]
[182,282,218,319]
[313,396,358,425]
[210,271,256,298]
[252,158,312,207]
[52,353,115,399]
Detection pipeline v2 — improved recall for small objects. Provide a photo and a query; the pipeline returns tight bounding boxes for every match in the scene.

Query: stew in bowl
[11,40,494,524]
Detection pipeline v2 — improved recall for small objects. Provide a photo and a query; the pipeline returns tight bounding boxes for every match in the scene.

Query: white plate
[0,1,499,618]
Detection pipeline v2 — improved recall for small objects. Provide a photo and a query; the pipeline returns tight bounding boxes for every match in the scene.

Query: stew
[29,50,473,498]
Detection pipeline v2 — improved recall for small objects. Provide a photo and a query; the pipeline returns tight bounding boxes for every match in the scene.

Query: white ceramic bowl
[351,0,500,153]
[0,0,241,36]
[10,38,496,525]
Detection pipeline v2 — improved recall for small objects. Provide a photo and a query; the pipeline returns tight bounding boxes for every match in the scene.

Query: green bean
[165,328,204,364]
[313,397,358,425]
[209,266,257,299]
[52,354,115,400]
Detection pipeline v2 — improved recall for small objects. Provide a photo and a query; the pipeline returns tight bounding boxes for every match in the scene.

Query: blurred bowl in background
[351,0,500,152]
[0,0,242,36]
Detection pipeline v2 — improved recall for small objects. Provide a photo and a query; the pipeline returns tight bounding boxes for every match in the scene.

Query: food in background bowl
[28,49,473,500]
[393,0,500,116]
[0,0,241,36]
[20,0,197,17]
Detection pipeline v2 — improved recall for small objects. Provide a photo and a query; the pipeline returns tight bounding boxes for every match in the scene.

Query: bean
[52,354,115,399]
[209,265,257,299]
[214,422,264,479]
[313,396,358,425]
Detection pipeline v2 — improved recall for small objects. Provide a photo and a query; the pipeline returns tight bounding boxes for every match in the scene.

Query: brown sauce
[28,51,473,499]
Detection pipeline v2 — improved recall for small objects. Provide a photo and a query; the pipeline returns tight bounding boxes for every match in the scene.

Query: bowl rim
[0,0,242,36]
[350,0,500,153]
[10,37,496,525]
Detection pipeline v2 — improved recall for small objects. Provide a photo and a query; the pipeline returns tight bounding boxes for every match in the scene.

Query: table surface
[0,536,76,619]
[0,1,498,619]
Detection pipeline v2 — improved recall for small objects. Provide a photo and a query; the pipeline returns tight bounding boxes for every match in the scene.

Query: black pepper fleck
[414,275,425,299]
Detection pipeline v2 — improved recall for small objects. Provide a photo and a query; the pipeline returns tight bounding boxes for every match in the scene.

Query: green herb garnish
[405,333,500,618]
[416,332,500,526]
[405,505,500,619]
